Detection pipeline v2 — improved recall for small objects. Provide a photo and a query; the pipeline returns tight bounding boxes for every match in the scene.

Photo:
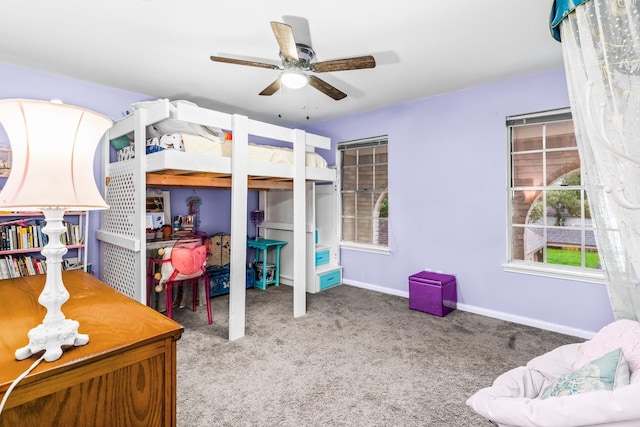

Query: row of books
[0,255,87,279]
[0,220,83,252]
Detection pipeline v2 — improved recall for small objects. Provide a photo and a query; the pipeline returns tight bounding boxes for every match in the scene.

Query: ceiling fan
[210,21,376,101]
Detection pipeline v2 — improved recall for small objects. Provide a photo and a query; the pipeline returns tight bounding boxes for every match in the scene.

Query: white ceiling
[0,1,562,126]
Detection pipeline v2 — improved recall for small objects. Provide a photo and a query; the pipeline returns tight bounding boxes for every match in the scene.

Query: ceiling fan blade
[259,78,282,96]
[282,15,312,47]
[308,76,347,100]
[210,56,280,70]
[310,55,376,73]
[270,21,299,61]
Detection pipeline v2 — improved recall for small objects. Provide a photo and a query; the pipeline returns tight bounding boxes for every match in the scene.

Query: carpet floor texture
[171,284,581,427]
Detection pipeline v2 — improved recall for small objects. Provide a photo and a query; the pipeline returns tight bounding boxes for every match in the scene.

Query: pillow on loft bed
[180,133,224,155]
[110,135,131,151]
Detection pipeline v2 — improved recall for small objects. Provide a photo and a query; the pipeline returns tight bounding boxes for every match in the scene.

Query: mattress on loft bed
[116,132,328,168]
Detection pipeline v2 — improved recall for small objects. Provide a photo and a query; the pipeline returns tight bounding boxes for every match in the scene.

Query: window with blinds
[338,136,388,249]
[505,108,602,281]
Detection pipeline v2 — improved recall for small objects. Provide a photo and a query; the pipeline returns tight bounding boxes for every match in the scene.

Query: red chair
[151,235,212,324]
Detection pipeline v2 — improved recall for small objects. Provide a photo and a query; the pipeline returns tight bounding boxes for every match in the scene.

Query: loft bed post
[229,113,249,341]
[293,129,307,317]
[99,131,109,269]
[134,107,147,303]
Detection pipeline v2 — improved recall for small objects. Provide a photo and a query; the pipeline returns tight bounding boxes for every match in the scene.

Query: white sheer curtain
[560,0,640,320]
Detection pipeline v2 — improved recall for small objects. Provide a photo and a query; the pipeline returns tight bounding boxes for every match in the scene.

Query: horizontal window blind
[506,108,572,127]
[338,136,388,150]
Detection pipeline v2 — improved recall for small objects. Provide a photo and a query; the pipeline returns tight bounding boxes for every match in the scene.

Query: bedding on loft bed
[111,99,328,169]
[114,131,328,168]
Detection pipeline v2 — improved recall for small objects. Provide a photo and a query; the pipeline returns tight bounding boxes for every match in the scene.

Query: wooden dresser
[0,270,183,427]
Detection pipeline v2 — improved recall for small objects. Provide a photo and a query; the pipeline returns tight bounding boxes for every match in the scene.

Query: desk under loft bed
[97,99,336,340]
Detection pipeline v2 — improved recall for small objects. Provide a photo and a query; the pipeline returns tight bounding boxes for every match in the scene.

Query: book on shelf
[8,255,20,278]
[0,254,89,279]
[23,255,36,275]
[0,258,9,280]
[0,218,84,251]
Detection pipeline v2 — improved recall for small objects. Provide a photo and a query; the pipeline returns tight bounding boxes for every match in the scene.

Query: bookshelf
[0,211,89,279]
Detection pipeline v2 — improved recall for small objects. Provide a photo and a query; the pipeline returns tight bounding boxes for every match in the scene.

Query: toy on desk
[186,195,201,231]
[173,215,182,233]
[181,214,197,232]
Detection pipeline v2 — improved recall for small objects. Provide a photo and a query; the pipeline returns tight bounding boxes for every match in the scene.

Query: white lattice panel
[100,160,143,301]
[104,160,136,237]
[102,243,138,299]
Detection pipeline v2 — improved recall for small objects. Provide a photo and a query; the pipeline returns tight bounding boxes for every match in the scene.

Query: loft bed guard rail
[97,99,334,340]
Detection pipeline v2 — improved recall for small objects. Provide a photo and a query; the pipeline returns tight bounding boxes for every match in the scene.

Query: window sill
[502,261,605,285]
[340,241,390,255]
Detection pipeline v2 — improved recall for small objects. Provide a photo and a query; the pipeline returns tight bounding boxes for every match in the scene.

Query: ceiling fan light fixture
[281,70,308,89]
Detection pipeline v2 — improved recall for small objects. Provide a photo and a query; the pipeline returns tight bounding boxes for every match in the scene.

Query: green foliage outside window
[528,171,590,225]
[380,196,388,218]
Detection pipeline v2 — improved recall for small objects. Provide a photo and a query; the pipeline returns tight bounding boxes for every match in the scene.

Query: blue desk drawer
[318,269,341,291]
[315,249,330,266]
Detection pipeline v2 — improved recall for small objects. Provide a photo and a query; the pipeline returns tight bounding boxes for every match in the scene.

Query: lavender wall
[0,63,153,278]
[168,188,258,237]
[305,68,614,337]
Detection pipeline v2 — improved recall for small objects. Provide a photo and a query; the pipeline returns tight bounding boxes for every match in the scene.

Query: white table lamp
[0,99,112,362]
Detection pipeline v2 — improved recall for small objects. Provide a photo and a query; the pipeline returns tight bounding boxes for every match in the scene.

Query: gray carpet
[171,284,581,427]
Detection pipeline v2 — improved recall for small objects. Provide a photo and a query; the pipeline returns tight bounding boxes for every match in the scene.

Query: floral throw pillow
[540,347,629,399]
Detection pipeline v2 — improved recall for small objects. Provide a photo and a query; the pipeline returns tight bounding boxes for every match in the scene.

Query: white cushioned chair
[466,319,640,427]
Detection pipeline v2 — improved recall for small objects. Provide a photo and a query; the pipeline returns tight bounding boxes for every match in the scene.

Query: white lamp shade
[0,99,112,211]
[281,70,308,89]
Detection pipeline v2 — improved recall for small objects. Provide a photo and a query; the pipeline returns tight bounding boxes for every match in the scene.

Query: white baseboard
[342,278,595,339]
[343,278,408,298]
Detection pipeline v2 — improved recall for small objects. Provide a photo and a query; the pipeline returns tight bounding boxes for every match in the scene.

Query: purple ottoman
[408,271,457,317]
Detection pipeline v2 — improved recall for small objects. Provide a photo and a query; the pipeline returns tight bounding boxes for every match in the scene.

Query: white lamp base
[14,208,89,362]
[15,321,89,362]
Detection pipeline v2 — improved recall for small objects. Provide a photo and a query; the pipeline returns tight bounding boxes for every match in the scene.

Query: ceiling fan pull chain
[306,85,310,120]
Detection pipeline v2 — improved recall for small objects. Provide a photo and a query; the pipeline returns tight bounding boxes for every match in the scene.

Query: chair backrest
[158,235,210,283]
[171,243,208,276]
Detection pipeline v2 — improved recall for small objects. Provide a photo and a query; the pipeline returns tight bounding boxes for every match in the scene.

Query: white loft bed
[96,99,335,340]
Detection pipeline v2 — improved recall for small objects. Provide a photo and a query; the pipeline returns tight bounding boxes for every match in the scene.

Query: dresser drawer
[318,268,341,291]
[315,249,330,266]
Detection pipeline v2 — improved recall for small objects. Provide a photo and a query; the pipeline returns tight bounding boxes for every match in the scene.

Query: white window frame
[337,136,390,255]
[502,108,604,284]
